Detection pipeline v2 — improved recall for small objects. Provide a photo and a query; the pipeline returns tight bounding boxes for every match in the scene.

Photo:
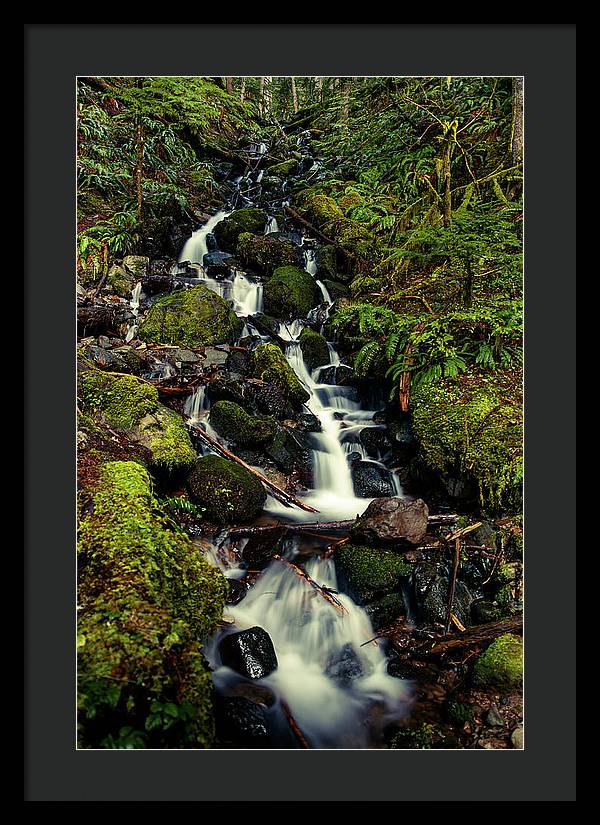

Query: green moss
[411,378,523,512]
[212,208,268,252]
[299,327,330,370]
[80,371,159,430]
[134,406,196,473]
[315,245,338,279]
[78,460,227,748]
[139,284,243,347]
[334,543,412,604]
[186,454,266,524]
[304,194,344,226]
[473,634,523,690]
[390,723,438,749]
[322,279,351,301]
[263,265,321,319]
[210,400,277,447]
[267,158,299,177]
[236,232,298,275]
[106,264,133,298]
[251,343,310,406]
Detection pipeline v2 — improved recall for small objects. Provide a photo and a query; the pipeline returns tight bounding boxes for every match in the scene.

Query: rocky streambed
[77,133,523,750]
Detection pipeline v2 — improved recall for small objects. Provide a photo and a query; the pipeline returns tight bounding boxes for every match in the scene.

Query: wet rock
[299,327,330,370]
[218,626,278,679]
[322,279,351,301]
[226,579,248,606]
[206,374,247,406]
[473,634,523,690]
[334,543,412,605]
[365,591,407,631]
[351,461,396,498]
[122,255,149,278]
[251,344,310,407]
[352,496,429,545]
[149,257,175,276]
[210,400,277,448]
[421,576,473,628]
[325,644,364,686]
[105,264,134,298]
[471,521,498,550]
[213,208,268,252]
[471,600,502,624]
[264,427,311,481]
[227,682,276,707]
[317,364,354,386]
[295,412,322,432]
[511,724,524,749]
[359,427,392,459]
[485,703,504,727]
[167,223,193,258]
[214,696,271,747]
[247,380,295,420]
[186,455,266,524]
[202,250,237,278]
[242,528,286,569]
[236,232,300,275]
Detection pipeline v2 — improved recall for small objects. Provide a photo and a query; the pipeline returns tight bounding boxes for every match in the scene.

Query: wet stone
[325,644,364,686]
[218,626,278,679]
[214,696,271,747]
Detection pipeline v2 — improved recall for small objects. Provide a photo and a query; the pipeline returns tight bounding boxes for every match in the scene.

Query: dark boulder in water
[351,461,396,498]
[218,626,278,679]
[214,695,271,747]
[242,528,287,569]
[186,455,266,524]
[226,579,248,606]
[359,427,393,459]
[325,643,364,686]
[352,496,429,545]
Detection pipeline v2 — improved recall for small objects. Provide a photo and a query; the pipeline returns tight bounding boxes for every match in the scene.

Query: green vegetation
[210,400,278,447]
[473,634,523,690]
[299,327,330,370]
[334,542,412,603]
[186,455,267,524]
[78,461,227,748]
[251,343,310,406]
[236,232,299,274]
[263,265,322,318]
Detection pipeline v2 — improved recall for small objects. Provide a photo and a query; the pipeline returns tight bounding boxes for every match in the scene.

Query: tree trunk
[258,77,265,117]
[291,76,299,113]
[263,76,272,118]
[511,77,524,166]
[315,76,323,102]
[462,254,474,308]
[341,78,350,138]
[441,132,453,228]
[134,109,143,226]
[225,76,234,95]
[240,77,246,103]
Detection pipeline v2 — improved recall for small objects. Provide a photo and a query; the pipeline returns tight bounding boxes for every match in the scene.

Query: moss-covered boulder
[315,245,338,279]
[304,194,344,227]
[299,327,329,371]
[411,377,523,512]
[322,279,351,301]
[236,232,299,275]
[473,634,523,690]
[263,265,322,319]
[251,343,310,407]
[210,400,277,448]
[267,158,299,177]
[334,543,412,605]
[212,208,268,253]
[106,264,134,298]
[186,455,266,524]
[139,284,243,347]
[79,370,195,475]
[78,461,227,748]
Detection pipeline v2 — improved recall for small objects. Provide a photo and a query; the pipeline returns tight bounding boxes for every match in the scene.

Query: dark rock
[365,591,407,631]
[351,461,396,498]
[471,600,502,624]
[334,543,412,605]
[316,364,354,386]
[186,455,266,524]
[214,696,271,747]
[218,626,278,679]
[420,576,473,628]
[485,703,504,728]
[202,250,237,278]
[242,528,286,569]
[295,412,322,432]
[352,497,429,545]
[227,682,276,707]
[247,381,294,420]
[359,427,392,459]
[322,279,351,301]
[226,579,248,606]
[325,644,364,686]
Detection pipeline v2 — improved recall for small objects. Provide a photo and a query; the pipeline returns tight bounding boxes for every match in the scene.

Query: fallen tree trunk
[281,700,311,748]
[189,424,319,514]
[414,616,523,658]
[226,513,460,538]
[273,554,347,614]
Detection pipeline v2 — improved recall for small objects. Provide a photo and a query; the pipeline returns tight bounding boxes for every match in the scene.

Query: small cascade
[303,242,331,306]
[208,554,411,748]
[265,216,279,234]
[125,281,143,342]
[178,209,232,268]
[256,169,264,183]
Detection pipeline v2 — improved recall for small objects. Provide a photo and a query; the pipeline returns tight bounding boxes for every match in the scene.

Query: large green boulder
[210,400,277,448]
[236,232,299,275]
[299,327,330,370]
[334,542,412,605]
[267,158,299,177]
[213,208,268,253]
[139,284,243,347]
[77,460,227,748]
[186,455,266,524]
[251,343,310,407]
[473,634,523,690]
[79,370,196,475]
[263,265,322,319]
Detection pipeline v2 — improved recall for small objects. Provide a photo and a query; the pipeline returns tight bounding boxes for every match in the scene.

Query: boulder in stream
[236,232,300,275]
[186,454,266,524]
[218,626,278,679]
[263,265,322,319]
[352,496,429,545]
[299,327,330,370]
[251,343,310,407]
[213,207,268,252]
[214,695,271,747]
[350,460,396,498]
[210,400,278,448]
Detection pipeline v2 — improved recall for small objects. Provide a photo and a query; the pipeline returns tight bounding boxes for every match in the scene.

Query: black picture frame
[25,23,576,802]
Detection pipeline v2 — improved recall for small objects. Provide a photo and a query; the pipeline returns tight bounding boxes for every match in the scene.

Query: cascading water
[125,281,143,342]
[178,145,409,747]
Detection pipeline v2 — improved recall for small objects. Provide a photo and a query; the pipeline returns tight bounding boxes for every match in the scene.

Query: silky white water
[179,209,232,267]
[209,555,411,748]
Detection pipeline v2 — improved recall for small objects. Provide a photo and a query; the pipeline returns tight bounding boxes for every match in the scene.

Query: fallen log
[226,513,461,538]
[283,205,355,260]
[281,700,311,748]
[189,424,319,514]
[413,616,523,658]
[273,554,347,614]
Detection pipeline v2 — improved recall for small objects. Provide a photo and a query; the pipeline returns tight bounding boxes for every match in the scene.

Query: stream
[168,139,412,747]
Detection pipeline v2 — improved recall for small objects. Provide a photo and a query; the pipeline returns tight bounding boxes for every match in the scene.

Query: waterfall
[304,243,331,305]
[179,209,231,268]
[265,216,279,234]
[208,554,411,748]
[125,281,143,342]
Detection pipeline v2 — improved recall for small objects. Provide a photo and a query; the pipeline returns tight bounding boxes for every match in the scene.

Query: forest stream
[77,77,524,751]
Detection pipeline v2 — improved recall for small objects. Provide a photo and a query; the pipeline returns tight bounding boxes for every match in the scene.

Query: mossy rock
[263,265,322,319]
[251,312,280,335]
[299,327,330,371]
[78,460,227,748]
[210,400,277,448]
[365,592,406,631]
[267,158,299,177]
[315,245,338,279]
[212,208,268,253]
[79,370,195,475]
[106,264,134,298]
[322,279,351,301]
[473,634,523,690]
[236,232,299,275]
[334,543,412,605]
[251,343,310,407]
[411,377,523,513]
[186,455,266,524]
[304,194,344,227]
[139,284,243,347]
